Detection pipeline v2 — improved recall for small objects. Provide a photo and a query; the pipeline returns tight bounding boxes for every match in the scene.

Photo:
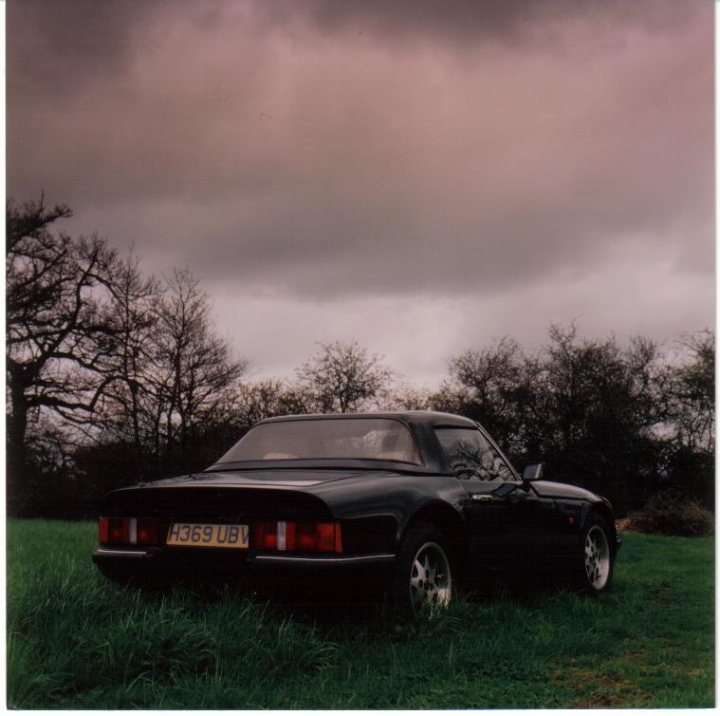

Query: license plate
[166,523,249,549]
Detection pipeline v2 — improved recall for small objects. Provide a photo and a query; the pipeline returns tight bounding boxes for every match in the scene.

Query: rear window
[218,418,422,465]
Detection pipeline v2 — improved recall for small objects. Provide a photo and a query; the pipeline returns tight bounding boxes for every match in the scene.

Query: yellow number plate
[166,523,249,549]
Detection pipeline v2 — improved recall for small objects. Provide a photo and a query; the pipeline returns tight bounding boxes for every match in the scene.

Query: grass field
[6,519,715,709]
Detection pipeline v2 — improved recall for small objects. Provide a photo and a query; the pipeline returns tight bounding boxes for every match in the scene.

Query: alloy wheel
[584,525,610,590]
[409,541,452,612]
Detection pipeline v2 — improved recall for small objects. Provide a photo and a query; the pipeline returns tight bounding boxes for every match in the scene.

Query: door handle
[471,494,496,502]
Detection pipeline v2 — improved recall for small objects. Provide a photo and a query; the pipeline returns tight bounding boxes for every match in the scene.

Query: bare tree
[6,197,118,483]
[296,340,393,413]
[236,379,313,429]
[152,268,248,455]
[386,384,434,411]
[93,251,161,453]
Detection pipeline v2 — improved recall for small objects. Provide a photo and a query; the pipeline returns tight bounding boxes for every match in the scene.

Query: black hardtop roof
[257,411,477,428]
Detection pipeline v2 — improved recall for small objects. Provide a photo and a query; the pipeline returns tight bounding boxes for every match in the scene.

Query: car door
[435,425,559,573]
[478,426,565,572]
[434,426,526,570]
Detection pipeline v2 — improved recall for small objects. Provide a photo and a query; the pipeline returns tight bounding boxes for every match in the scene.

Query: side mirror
[492,482,518,498]
[522,463,544,481]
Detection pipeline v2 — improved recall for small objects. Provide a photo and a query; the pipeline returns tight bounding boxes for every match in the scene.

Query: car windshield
[217,418,422,465]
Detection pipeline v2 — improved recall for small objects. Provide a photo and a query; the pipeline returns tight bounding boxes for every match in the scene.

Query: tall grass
[7,520,714,708]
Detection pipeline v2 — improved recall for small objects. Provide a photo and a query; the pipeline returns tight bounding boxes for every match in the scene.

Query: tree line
[7,198,714,518]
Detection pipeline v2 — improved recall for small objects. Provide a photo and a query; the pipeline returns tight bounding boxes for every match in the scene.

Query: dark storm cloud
[9,0,700,99]
[6,0,714,381]
[260,0,697,45]
[8,0,165,98]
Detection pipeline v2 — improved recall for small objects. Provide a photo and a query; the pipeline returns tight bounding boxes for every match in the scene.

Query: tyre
[391,523,454,616]
[576,515,614,594]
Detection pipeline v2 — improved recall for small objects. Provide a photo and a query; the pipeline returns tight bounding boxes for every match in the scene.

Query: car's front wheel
[392,524,454,616]
[576,515,614,593]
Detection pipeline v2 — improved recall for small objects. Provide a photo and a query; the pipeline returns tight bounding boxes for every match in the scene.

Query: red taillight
[99,517,110,543]
[101,517,129,543]
[137,518,159,546]
[98,517,159,546]
[253,521,278,550]
[252,521,342,553]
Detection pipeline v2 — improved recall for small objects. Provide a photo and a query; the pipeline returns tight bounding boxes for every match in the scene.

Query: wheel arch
[583,500,618,554]
[401,500,470,568]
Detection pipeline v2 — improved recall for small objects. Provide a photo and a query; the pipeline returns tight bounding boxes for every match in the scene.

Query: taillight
[99,517,129,543]
[137,518,159,545]
[251,521,342,553]
[253,521,278,550]
[98,517,159,546]
[99,517,110,543]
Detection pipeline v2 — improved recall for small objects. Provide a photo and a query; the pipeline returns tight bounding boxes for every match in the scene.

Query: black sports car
[93,412,620,612]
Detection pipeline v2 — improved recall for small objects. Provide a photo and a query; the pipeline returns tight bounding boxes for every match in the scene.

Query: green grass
[7,519,714,709]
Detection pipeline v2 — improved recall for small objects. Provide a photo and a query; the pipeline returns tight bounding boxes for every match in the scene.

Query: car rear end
[92,484,396,588]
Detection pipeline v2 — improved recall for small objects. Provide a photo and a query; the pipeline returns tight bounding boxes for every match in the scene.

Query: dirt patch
[555,667,652,708]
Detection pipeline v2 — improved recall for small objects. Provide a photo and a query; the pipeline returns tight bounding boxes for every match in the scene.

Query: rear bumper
[93,547,156,561]
[92,546,396,579]
[250,553,395,567]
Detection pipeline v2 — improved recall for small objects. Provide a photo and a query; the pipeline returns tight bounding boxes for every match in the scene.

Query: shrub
[625,491,714,537]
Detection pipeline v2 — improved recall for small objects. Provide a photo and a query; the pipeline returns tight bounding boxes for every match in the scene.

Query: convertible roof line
[257,411,477,428]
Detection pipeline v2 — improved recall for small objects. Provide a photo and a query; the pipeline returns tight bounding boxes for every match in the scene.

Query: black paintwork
[93,411,620,583]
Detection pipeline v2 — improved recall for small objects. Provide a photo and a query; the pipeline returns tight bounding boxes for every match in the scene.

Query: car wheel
[392,523,454,616]
[577,515,614,593]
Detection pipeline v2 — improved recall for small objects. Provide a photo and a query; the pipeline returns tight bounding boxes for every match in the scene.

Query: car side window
[435,427,513,481]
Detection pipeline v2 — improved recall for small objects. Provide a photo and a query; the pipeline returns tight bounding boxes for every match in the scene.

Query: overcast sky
[8,0,714,387]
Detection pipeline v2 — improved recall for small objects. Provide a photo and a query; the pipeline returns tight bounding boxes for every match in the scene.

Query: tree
[236,379,313,430]
[534,326,668,511]
[433,337,543,461]
[296,340,393,413]
[669,330,714,453]
[439,327,674,514]
[6,197,118,502]
[151,267,248,460]
[92,250,161,454]
[73,266,250,495]
[660,330,715,507]
[387,384,434,411]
